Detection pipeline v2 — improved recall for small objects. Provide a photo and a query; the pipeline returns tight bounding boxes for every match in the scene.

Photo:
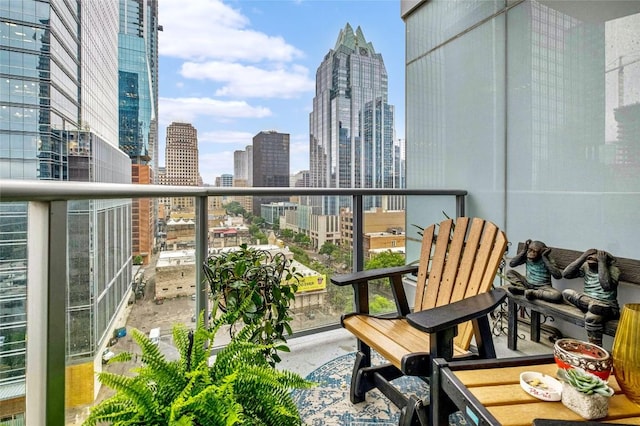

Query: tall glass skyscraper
[309,23,399,215]
[1,0,133,419]
[118,0,155,163]
[118,0,159,265]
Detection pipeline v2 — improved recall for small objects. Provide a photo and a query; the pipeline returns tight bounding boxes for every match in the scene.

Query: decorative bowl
[520,371,563,401]
[554,338,612,380]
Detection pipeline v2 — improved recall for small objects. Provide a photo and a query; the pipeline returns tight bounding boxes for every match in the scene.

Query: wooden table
[431,354,640,426]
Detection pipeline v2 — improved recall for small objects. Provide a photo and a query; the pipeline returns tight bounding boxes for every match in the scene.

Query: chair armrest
[406,288,507,333]
[330,264,419,286]
[332,264,418,316]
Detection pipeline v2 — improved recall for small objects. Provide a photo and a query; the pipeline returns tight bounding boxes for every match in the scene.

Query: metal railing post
[456,194,466,217]
[26,201,66,425]
[195,196,208,325]
[352,195,364,273]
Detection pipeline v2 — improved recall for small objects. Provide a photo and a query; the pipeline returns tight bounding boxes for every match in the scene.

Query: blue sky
[157,0,405,184]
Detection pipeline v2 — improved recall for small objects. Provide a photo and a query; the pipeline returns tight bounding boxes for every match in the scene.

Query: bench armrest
[332,265,419,316]
[407,288,507,333]
[330,264,419,286]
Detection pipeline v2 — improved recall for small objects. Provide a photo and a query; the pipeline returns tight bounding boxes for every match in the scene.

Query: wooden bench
[506,243,640,350]
[331,217,508,426]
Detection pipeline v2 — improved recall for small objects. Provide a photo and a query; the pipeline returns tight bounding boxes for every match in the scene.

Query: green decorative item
[612,303,640,405]
[83,309,314,426]
[557,367,613,420]
[203,244,300,365]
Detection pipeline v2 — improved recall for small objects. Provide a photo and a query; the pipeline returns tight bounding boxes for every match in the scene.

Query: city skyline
[157,0,405,184]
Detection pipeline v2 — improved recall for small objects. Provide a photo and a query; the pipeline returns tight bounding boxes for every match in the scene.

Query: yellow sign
[294,274,327,293]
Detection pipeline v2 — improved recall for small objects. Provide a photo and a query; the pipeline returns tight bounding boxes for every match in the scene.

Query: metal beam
[352,195,364,273]
[195,196,209,325]
[25,201,67,425]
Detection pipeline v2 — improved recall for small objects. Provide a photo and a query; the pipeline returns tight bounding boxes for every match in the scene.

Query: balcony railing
[0,179,467,425]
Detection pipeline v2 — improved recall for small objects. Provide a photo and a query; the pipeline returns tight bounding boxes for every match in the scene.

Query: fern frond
[212,339,271,378]
[106,351,133,364]
[95,372,159,419]
[130,328,187,398]
[232,365,308,426]
[179,373,245,426]
[168,364,211,422]
[83,397,139,426]
[169,415,196,426]
[172,322,192,367]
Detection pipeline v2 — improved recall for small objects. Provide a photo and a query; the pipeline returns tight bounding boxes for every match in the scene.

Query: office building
[0,0,133,418]
[246,144,254,186]
[252,131,290,215]
[291,170,310,188]
[218,174,233,187]
[231,178,252,213]
[164,122,200,211]
[339,207,405,251]
[261,202,298,226]
[309,23,400,215]
[119,0,160,265]
[234,150,248,181]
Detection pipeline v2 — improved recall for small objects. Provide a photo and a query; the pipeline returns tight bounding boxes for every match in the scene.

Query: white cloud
[158,97,271,127]
[159,0,303,63]
[180,62,314,99]
[198,130,255,145]
[289,133,310,173]
[199,151,235,183]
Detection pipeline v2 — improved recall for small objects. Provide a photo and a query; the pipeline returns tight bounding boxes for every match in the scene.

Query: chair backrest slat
[422,218,454,309]
[448,217,484,305]
[414,222,436,308]
[411,217,507,350]
[436,217,470,307]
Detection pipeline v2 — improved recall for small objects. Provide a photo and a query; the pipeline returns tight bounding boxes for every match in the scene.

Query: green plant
[83,309,314,426]
[557,368,614,396]
[203,244,300,364]
[133,255,143,265]
[370,294,395,314]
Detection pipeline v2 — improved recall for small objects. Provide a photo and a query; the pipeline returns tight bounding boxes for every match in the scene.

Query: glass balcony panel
[0,185,464,424]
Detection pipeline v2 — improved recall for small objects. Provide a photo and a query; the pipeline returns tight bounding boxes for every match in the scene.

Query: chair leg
[399,396,428,426]
[350,351,368,403]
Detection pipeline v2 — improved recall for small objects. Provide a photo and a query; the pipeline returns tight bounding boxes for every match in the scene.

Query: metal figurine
[562,249,620,346]
[506,240,563,303]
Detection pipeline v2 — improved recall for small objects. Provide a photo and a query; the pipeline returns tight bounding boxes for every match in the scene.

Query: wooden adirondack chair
[331,217,508,426]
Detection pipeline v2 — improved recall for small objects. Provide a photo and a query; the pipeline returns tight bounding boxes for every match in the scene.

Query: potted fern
[83,308,313,426]
[557,367,614,420]
[203,244,300,364]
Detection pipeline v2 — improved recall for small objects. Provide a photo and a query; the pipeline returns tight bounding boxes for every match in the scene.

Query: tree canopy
[223,201,246,217]
[365,251,405,270]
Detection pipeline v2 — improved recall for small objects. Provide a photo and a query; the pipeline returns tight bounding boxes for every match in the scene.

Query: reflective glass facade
[1,0,79,407]
[403,0,640,262]
[118,0,158,264]
[309,24,400,215]
[1,0,133,417]
[118,0,155,163]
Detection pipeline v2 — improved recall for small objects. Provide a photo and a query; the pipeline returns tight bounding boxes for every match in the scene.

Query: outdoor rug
[293,352,468,425]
